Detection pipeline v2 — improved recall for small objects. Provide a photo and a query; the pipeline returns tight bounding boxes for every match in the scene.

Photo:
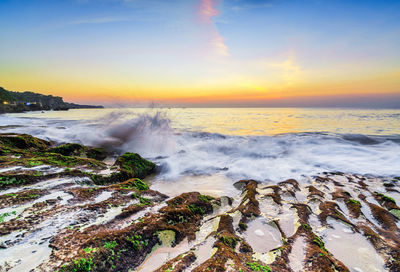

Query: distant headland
[0,86,103,113]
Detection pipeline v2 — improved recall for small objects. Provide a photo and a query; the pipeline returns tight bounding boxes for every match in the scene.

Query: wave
[1,110,400,182]
[92,111,176,155]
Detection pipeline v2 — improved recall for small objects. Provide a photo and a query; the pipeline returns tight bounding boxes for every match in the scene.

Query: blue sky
[0,0,399,107]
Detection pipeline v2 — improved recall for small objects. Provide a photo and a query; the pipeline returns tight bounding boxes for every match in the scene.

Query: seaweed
[346,199,361,205]
[60,258,94,272]
[376,193,396,204]
[126,234,148,251]
[114,152,155,178]
[246,262,271,272]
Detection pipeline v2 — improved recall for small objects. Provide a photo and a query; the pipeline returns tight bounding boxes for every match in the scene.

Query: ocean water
[1,108,400,185]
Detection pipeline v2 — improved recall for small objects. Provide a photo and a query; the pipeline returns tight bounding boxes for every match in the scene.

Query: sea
[1,107,399,196]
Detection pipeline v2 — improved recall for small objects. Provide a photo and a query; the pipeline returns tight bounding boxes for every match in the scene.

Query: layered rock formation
[0,134,399,271]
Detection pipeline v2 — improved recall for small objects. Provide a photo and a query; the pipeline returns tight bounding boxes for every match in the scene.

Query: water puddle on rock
[0,166,23,173]
[1,240,52,272]
[336,199,350,219]
[193,237,217,265]
[0,165,64,175]
[0,210,78,271]
[243,217,282,253]
[278,207,297,237]
[288,236,306,272]
[0,190,73,222]
[92,191,113,203]
[150,173,239,198]
[360,203,382,228]
[258,197,280,218]
[322,219,386,272]
[295,186,308,203]
[137,232,191,272]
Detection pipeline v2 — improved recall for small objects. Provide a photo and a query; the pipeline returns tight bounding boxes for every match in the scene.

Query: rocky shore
[0,133,399,271]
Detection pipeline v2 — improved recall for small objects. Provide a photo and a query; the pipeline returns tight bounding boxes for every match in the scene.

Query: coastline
[0,86,103,114]
[0,133,399,271]
[0,103,104,114]
[1,0,399,271]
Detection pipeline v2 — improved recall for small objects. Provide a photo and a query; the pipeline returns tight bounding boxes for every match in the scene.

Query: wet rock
[47,143,108,161]
[192,214,262,272]
[51,192,215,272]
[265,185,283,204]
[278,178,300,191]
[306,185,324,198]
[232,180,260,218]
[0,133,51,151]
[0,189,47,208]
[154,251,197,272]
[319,201,355,227]
[114,152,156,179]
[1,138,400,272]
[368,202,399,232]
[46,143,86,157]
[374,192,399,210]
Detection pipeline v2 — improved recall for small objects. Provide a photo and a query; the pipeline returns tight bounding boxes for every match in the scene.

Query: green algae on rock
[47,143,107,161]
[390,209,400,219]
[54,192,216,272]
[2,171,400,272]
[114,152,155,179]
[0,133,51,151]
[0,134,157,190]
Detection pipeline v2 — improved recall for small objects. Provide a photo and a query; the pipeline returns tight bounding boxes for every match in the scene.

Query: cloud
[197,0,230,56]
[210,34,230,56]
[198,0,220,23]
[266,54,303,86]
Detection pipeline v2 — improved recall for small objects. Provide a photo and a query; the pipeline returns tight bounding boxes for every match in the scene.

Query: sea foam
[1,109,399,182]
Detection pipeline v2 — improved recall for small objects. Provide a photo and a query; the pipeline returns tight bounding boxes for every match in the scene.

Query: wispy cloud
[267,54,303,86]
[197,0,230,56]
[68,17,131,25]
[198,0,220,23]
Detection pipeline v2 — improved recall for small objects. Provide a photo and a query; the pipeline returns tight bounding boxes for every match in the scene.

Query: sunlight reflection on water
[5,107,400,136]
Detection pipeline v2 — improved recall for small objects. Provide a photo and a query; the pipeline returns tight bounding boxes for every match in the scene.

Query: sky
[0,0,399,107]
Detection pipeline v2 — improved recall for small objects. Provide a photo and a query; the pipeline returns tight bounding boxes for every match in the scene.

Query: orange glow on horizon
[1,56,399,106]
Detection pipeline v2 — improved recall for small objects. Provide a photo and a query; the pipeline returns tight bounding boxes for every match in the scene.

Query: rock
[114,152,156,179]
[46,143,86,157]
[0,133,51,151]
[85,147,107,161]
[47,144,108,161]
[1,135,400,272]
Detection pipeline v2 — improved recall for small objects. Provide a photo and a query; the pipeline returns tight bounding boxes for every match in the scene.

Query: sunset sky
[0,0,399,107]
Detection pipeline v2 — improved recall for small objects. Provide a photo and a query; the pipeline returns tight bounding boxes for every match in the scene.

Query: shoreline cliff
[0,87,103,113]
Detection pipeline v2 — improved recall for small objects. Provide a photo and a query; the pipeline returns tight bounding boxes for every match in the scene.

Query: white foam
[2,109,400,183]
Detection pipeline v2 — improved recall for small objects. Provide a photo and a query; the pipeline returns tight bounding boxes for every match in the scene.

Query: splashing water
[1,108,400,183]
[93,111,176,156]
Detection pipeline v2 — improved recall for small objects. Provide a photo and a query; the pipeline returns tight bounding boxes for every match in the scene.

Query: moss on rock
[53,192,215,272]
[85,147,107,161]
[114,152,155,179]
[47,143,85,157]
[0,134,157,190]
[47,144,107,161]
[0,133,51,151]
[390,209,400,220]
